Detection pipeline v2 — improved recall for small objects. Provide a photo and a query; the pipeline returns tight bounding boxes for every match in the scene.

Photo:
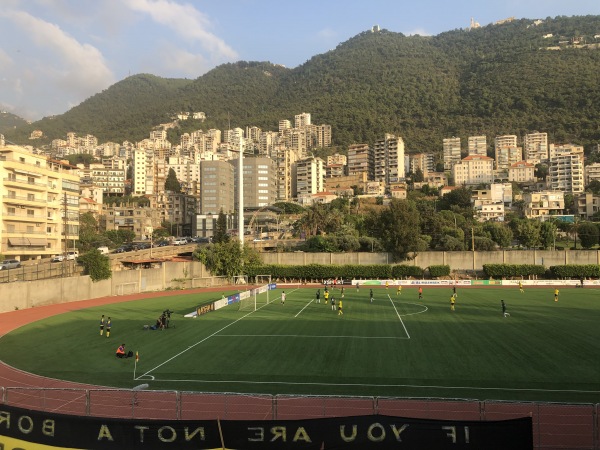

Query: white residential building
[495,146,523,171]
[548,153,584,194]
[508,160,536,184]
[524,132,548,163]
[523,191,565,219]
[295,157,325,199]
[373,134,405,185]
[468,135,487,156]
[443,137,461,170]
[453,155,494,186]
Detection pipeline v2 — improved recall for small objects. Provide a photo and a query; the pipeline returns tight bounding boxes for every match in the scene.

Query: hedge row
[549,265,600,279]
[246,264,424,282]
[482,264,547,278]
[428,265,450,278]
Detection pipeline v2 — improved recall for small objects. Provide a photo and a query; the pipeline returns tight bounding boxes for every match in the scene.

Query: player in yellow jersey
[338,299,343,316]
[397,284,402,296]
[519,280,524,293]
[554,288,559,302]
[324,290,329,305]
[450,294,456,311]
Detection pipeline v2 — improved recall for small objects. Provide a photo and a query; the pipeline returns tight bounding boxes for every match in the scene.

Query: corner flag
[135,351,139,362]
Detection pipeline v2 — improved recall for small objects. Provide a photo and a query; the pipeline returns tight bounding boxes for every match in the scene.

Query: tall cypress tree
[164,168,181,192]
[213,209,230,244]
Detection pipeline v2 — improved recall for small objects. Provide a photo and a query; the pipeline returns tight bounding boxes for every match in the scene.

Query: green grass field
[1,285,599,403]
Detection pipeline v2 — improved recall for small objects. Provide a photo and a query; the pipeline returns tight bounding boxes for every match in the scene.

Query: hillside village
[0,107,598,261]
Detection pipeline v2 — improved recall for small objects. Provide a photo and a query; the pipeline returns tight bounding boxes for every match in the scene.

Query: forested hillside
[4,15,600,152]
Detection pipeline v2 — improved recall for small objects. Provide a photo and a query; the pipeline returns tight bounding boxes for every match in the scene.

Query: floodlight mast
[238,139,244,246]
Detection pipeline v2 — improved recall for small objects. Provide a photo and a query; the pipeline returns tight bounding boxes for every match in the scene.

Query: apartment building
[100,203,162,239]
[494,135,518,150]
[495,146,522,171]
[549,143,584,161]
[409,153,435,177]
[576,192,600,219]
[523,191,565,219]
[467,136,487,156]
[294,113,311,128]
[523,132,548,163]
[548,153,584,194]
[0,145,80,260]
[275,145,300,201]
[347,144,374,179]
[585,163,600,185]
[373,134,405,185]
[508,160,536,184]
[295,157,325,202]
[167,156,200,196]
[443,137,461,170]
[233,156,277,209]
[199,160,234,215]
[132,148,153,195]
[452,155,494,186]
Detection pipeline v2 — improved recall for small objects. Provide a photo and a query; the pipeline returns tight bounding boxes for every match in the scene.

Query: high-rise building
[467,136,487,156]
[294,112,311,128]
[233,156,277,209]
[295,157,325,198]
[347,143,374,179]
[443,137,461,170]
[494,146,522,171]
[524,132,548,163]
[132,148,154,195]
[409,153,435,177]
[374,134,405,185]
[0,144,80,260]
[548,153,584,194]
[275,145,299,201]
[199,160,234,215]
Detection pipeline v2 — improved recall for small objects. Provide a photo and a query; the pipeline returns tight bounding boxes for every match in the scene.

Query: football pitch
[1,285,599,403]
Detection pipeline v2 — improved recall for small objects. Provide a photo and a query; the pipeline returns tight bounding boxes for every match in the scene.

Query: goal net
[114,282,139,296]
[238,275,272,311]
[232,274,248,285]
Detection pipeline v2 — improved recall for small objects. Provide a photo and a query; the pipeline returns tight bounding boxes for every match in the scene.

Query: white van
[97,247,109,255]
[66,251,79,260]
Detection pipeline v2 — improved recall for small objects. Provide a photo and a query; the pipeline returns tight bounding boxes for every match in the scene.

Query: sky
[1,0,599,122]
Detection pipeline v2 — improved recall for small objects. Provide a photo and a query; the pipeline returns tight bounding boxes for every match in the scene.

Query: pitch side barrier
[352,279,595,287]
[185,283,277,318]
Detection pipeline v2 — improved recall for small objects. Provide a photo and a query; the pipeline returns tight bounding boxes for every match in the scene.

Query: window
[7,207,15,215]
[28,194,35,201]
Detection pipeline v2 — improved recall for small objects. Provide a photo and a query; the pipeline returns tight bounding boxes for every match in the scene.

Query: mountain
[4,15,600,153]
[0,111,29,136]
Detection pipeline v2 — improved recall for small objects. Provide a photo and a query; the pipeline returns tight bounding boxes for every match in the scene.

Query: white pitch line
[136,302,271,380]
[388,294,410,339]
[145,377,600,395]
[295,298,314,317]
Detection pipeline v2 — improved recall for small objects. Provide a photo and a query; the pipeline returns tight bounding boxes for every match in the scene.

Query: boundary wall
[261,249,600,270]
[1,388,598,450]
[0,261,216,313]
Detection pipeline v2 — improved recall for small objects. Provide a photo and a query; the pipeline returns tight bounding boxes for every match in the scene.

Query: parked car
[172,238,187,245]
[66,251,78,260]
[51,255,65,263]
[0,259,21,270]
[156,241,169,247]
[97,246,110,255]
[114,247,126,253]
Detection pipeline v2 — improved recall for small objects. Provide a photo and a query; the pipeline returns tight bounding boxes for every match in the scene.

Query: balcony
[3,177,47,191]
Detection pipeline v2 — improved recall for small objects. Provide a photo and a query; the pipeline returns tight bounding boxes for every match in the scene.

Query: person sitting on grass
[116,344,127,358]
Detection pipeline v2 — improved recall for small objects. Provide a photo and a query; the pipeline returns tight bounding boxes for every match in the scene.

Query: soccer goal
[238,275,272,311]
[232,274,248,285]
[114,282,139,296]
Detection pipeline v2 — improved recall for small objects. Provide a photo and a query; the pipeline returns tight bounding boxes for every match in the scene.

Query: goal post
[237,275,272,311]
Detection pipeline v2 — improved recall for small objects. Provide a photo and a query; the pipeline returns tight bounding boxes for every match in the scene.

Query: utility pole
[62,193,68,277]
[471,227,475,252]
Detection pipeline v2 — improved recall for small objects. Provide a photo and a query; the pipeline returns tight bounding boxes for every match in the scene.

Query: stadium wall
[260,249,600,270]
[0,261,211,313]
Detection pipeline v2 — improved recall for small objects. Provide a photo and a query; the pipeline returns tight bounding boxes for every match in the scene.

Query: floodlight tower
[237,139,244,245]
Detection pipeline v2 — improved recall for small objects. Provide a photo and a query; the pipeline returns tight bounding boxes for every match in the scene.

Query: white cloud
[124,0,238,60]
[405,28,431,37]
[157,46,210,77]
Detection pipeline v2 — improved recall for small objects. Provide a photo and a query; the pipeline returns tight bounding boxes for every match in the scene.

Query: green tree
[194,241,260,279]
[165,168,181,192]
[103,229,136,246]
[213,209,230,244]
[577,222,599,249]
[77,249,111,282]
[483,222,513,248]
[369,199,421,261]
[539,221,557,250]
[515,219,541,249]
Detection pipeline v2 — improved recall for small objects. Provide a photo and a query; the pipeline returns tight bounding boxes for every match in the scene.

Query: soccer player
[356,282,360,292]
[554,288,559,302]
[369,288,374,303]
[115,344,126,358]
[331,296,336,311]
[99,314,105,336]
[281,291,286,305]
[315,289,321,304]
[397,284,402,296]
[385,280,389,290]
[450,294,456,311]
[324,289,329,305]
[519,280,524,293]
[106,317,112,338]
[501,300,510,317]
[418,286,423,300]
[338,299,343,316]
[452,284,457,298]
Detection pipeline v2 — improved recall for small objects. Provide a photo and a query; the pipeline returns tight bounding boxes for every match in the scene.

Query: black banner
[0,404,532,449]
